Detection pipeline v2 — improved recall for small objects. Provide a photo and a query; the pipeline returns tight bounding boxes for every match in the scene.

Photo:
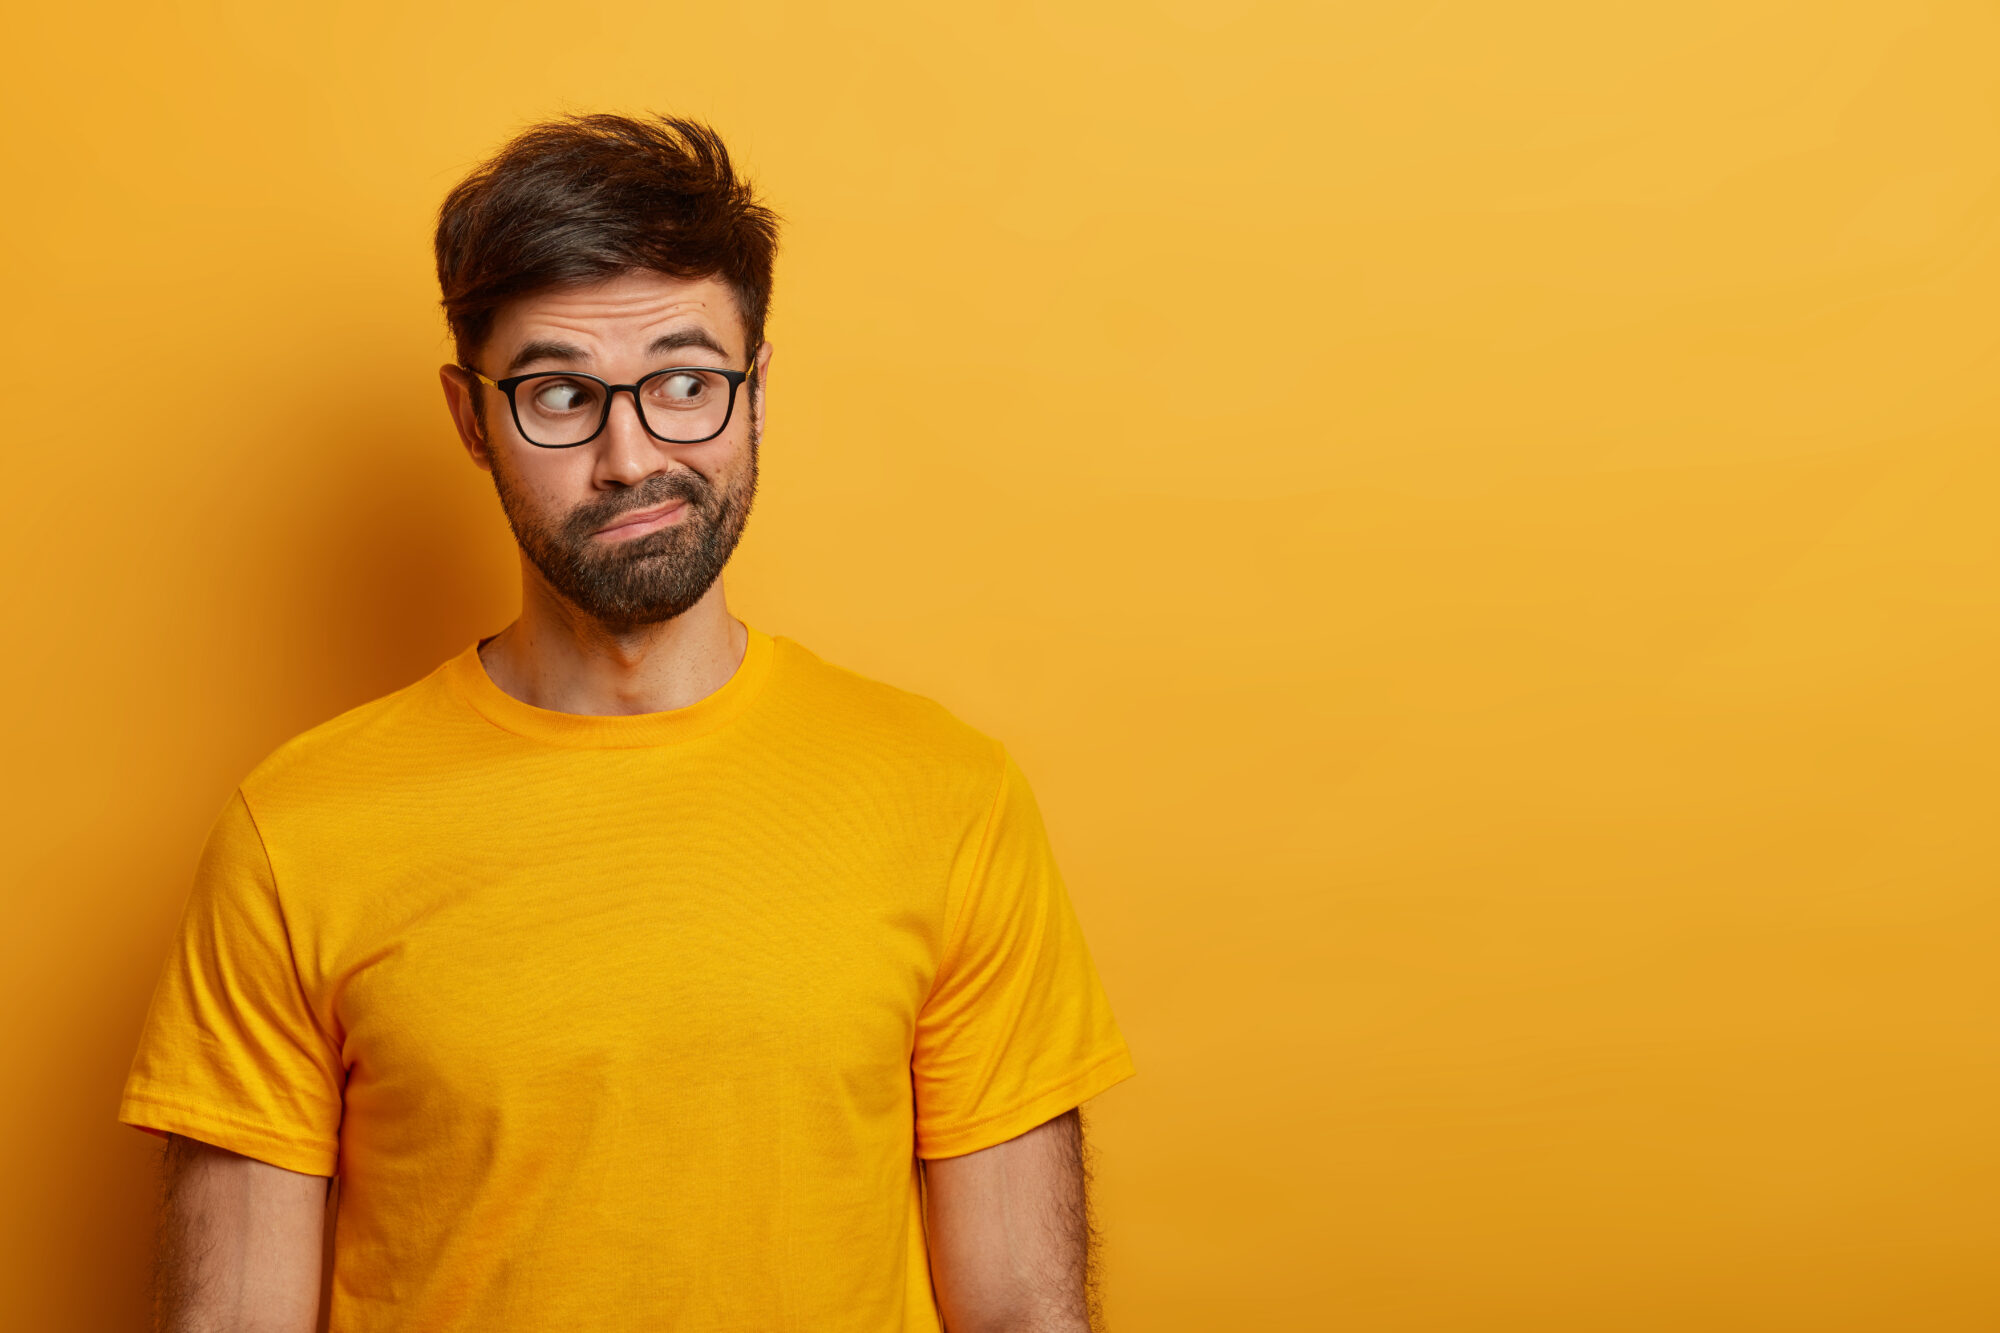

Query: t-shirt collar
[446,624,775,749]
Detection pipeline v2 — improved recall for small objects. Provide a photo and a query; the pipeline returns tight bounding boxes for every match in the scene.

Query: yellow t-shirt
[118,626,1133,1331]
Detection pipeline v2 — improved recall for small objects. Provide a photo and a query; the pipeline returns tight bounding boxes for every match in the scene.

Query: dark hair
[435,114,780,368]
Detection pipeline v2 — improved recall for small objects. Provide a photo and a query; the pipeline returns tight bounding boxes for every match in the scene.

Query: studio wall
[5,1,1999,1327]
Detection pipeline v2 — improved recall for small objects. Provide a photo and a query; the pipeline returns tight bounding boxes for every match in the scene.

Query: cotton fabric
[118,626,1132,1331]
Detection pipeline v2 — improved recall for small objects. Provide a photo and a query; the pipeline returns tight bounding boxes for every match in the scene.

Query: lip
[593,499,688,540]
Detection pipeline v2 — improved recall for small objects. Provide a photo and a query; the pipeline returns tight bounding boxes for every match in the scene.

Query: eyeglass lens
[513,371,733,445]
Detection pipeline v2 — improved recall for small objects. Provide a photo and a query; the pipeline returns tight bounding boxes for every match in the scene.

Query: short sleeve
[116,789,344,1176]
[912,749,1135,1159]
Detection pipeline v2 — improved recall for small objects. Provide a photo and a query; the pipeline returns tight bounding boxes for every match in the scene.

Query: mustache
[562,470,715,539]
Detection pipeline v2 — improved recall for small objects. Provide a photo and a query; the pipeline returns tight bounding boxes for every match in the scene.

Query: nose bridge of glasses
[600,380,655,440]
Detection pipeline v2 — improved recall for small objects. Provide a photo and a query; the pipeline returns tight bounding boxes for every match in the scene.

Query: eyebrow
[504,339,589,375]
[646,328,732,361]
[502,328,735,377]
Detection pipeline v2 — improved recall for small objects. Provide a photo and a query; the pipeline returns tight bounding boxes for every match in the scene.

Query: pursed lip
[593,498,688,539]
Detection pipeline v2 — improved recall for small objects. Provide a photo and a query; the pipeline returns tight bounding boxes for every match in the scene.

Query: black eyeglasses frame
[464,363,755,449]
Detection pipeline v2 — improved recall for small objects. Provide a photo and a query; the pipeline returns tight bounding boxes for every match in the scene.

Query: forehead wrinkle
[489,274,744,371]
[513,301,721,350]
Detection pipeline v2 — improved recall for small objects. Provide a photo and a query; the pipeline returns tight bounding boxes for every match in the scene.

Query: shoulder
[761,635,1008,787]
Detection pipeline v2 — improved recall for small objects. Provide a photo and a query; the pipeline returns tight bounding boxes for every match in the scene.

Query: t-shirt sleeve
[116,788,344,1176]
[912,748,1135,1159]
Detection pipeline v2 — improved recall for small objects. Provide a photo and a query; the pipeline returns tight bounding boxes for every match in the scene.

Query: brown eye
[651,372,709,404]
[530,378,599,413]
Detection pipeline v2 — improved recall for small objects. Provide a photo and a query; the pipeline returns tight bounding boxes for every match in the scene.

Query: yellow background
[6,1,1998,1327]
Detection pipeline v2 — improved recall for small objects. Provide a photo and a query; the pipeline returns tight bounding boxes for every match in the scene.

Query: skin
[438,270,769,714]
[925,1109,1104,1333]
[152,268,1102,1331]
[151,1135,327,1332]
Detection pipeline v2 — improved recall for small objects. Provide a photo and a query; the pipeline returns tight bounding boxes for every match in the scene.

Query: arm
[152,1133,330,1333]
[923,1108,1102,1333]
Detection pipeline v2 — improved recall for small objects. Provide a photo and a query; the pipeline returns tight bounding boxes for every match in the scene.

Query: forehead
[485,269,745,361]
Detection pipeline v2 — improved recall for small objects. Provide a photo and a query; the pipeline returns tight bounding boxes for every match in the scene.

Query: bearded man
[118,114,1133,1333]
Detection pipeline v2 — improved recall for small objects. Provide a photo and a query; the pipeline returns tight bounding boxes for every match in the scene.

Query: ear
[439,364,495,472]
[750,340,773,439]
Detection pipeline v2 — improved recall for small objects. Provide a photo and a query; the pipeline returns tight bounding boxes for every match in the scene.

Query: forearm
[153,1134,329,1333]
[924,1109,1100,1333]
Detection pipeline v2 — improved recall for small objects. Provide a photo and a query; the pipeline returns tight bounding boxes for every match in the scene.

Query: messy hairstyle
[435,114,780,368]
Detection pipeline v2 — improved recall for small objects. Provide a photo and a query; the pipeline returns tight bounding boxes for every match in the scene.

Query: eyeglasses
[465,363,755,448]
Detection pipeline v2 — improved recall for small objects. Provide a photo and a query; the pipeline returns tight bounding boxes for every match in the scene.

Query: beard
[489,428,758,631]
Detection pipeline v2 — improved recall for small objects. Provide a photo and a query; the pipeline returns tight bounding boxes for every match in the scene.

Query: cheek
[689,432,756,486]
[504,449,595,509]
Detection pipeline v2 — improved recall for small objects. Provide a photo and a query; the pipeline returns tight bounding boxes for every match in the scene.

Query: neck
[477,557,748,716]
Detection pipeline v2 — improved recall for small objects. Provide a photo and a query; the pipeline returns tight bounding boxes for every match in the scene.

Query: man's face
[444,269,768,631]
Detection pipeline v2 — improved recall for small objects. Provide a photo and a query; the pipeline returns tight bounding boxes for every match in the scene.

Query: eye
[651,372,709,403]
[528,378,598,413]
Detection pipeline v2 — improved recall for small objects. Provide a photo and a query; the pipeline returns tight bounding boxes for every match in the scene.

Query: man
[118,114,1133,1332]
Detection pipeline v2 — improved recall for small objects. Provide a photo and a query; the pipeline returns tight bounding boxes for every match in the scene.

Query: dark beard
[490,433,758,631]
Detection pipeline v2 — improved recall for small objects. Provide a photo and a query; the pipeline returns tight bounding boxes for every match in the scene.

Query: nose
[592,386,663,487]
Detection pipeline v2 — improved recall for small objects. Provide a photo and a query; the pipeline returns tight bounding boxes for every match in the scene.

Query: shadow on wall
[270,376,518,718]
[77,364,513,1329]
